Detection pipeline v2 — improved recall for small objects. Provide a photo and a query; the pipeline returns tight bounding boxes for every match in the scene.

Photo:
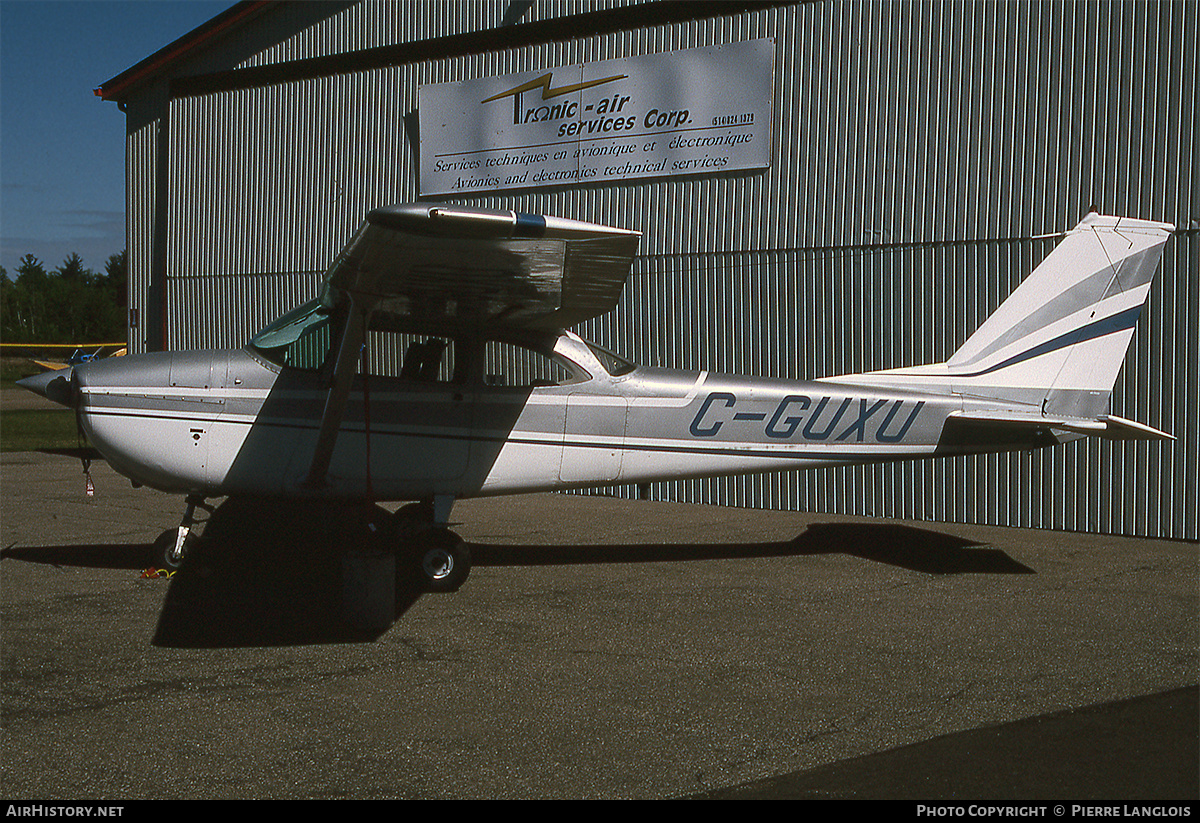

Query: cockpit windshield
[248,297,337,370]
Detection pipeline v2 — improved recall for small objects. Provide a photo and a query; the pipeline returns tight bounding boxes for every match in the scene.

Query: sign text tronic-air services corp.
[417,40,774,196]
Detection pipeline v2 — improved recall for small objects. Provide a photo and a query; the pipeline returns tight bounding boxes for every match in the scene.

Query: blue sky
[1,0,234,277]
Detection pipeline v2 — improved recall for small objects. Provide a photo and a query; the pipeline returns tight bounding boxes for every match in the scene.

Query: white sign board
[418,39,774,196]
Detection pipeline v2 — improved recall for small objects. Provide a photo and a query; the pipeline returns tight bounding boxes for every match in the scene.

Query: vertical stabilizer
[835,213,1173,420]
[946,213,1173,415]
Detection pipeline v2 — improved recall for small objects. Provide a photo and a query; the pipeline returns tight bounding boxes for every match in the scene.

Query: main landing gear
[392,497,470,593]
[150,494,470,593]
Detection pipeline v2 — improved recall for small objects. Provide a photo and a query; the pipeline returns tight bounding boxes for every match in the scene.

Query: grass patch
[1,408,83,452]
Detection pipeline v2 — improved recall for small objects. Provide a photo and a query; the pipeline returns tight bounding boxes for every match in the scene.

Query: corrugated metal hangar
[96,0,1197,539]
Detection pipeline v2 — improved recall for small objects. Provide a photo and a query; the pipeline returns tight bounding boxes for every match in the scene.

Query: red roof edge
[95,1,274,101]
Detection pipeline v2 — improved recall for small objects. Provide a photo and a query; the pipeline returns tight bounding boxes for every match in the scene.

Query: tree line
[0,252,127,344]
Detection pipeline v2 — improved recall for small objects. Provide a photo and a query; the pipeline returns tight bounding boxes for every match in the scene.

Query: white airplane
[18,204,1174,594]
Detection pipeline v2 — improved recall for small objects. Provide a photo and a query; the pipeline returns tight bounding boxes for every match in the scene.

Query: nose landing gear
[153,495,214,570]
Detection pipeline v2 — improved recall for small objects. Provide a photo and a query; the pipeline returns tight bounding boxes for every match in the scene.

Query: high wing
[325,203,641,331]
[304,203,641,488]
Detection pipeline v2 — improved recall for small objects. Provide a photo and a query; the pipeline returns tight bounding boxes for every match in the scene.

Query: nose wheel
[152,528,191,571]
[151,495,213,571]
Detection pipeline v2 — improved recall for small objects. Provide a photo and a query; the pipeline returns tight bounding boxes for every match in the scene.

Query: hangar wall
[114,0,1198,539]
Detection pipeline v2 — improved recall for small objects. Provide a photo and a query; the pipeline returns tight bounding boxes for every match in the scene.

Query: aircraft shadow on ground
[470,521,1034,576]
[3,518,1030,649]
[1,542,158,569]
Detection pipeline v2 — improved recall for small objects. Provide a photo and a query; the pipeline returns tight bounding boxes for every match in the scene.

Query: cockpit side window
[249,297,623,387]
[361,331,457,383]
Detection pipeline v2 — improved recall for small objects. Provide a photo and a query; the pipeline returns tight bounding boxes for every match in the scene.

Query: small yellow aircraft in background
[24,345,126,372]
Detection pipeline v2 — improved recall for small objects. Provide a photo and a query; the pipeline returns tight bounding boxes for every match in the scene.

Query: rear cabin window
[583,339,636,376]
[483,340,584,388]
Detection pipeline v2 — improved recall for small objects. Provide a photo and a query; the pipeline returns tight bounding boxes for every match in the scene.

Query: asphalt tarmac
[1,450,1196,800]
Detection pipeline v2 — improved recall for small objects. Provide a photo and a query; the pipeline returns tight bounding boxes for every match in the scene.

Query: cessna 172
[18,204,1174,594]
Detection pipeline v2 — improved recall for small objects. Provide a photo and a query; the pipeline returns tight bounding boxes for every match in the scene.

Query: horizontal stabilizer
[949,410,1174,441]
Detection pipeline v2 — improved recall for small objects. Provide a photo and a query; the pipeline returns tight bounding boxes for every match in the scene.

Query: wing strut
[302,293,376,490]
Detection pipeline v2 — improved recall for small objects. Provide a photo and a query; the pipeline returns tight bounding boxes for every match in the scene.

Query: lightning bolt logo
[481,72,628,104]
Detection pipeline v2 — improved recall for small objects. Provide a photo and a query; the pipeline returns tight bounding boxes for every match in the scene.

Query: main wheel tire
[415,529,470,593]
